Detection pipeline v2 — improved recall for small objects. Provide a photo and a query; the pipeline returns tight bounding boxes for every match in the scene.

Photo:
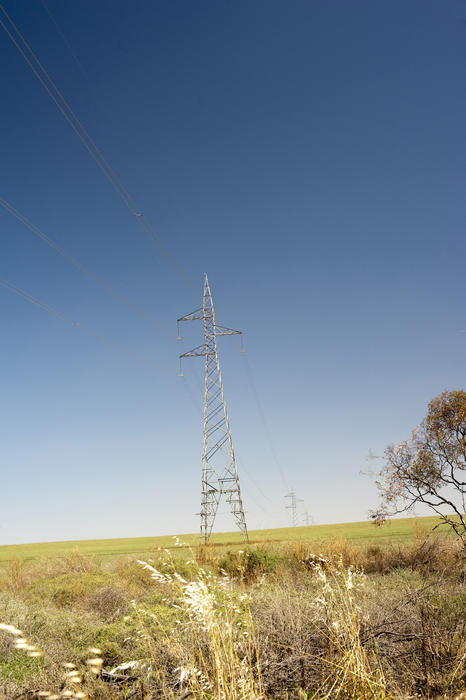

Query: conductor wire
[0,4,195,296]
[242,351,289,490]
[0,276,159,368]
[0,197,173,336]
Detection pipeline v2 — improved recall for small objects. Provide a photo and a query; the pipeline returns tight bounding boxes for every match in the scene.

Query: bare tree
[370,390,466,548]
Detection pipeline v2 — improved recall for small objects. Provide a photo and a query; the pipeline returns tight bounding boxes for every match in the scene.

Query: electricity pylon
[303,511,314,526]
[177,274,248,544]
[285,489,303,527]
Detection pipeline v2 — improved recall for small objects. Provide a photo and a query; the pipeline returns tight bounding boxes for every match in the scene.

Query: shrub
[86,586,130,621]
[217,547,282,581]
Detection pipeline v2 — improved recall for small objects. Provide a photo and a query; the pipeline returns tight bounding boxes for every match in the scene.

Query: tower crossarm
[177,308,204,322]
[177,308,204,340]
[215,325,242,336]
[180,344,213,359]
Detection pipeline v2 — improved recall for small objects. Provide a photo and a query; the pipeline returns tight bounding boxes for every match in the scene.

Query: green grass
[0,514,450,566]
[0,651,44,684]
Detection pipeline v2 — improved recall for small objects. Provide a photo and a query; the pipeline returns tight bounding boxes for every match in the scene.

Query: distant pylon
[285,489,303,527]
[177,274,248,544]
[303,511,314,526]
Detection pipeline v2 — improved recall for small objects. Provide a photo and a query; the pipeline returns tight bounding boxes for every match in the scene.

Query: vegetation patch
[0,535,464,698]
[0,650,44,683]
[218,547,283,581]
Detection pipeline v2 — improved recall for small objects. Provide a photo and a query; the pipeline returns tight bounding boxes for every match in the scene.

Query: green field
[0,514,447,565]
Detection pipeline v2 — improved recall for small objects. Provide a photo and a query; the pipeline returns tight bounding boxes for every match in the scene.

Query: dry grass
[283,534,465,577]
[0,537,464,699]
[251,563,465,698]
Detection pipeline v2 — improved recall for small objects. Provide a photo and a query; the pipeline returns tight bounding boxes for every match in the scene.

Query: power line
[0,3,195,296]
[39,0,90,84]
[0,4,203,368]
[1,5,278,527]
[241,351,289,490]
[0,5,280,535]
[0,197,172,334]
[0,276,159,368]
[1,196,200,377]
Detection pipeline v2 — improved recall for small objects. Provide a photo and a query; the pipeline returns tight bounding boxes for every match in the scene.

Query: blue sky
[1,0,465,544]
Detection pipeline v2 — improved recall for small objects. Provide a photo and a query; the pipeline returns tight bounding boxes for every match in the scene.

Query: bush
[217,547,282,581]
[86,586,130,621]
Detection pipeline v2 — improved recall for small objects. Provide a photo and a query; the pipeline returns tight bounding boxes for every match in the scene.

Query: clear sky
[1,0,465,545]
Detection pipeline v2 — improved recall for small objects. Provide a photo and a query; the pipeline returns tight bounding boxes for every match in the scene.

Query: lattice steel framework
[177,274,248,543]
[285,489,303,527]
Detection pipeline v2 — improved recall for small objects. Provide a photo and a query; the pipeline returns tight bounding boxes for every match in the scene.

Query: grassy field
[0,514,449,565]
[0,514,464,698]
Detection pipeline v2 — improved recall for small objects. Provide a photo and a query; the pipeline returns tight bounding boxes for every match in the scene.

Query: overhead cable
[0,276,159,368]
[39,0,90,84]
[242,351,289,490]
[0,3,195,296]
[0,197,173,335]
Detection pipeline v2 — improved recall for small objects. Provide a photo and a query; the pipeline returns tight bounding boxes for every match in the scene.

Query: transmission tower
[177,274,248,544]
[303,511,314,526]
[285,489,303,527]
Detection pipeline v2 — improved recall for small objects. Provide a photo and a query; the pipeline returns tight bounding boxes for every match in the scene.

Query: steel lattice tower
[177,274,248,543]
[285,489,303,527]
